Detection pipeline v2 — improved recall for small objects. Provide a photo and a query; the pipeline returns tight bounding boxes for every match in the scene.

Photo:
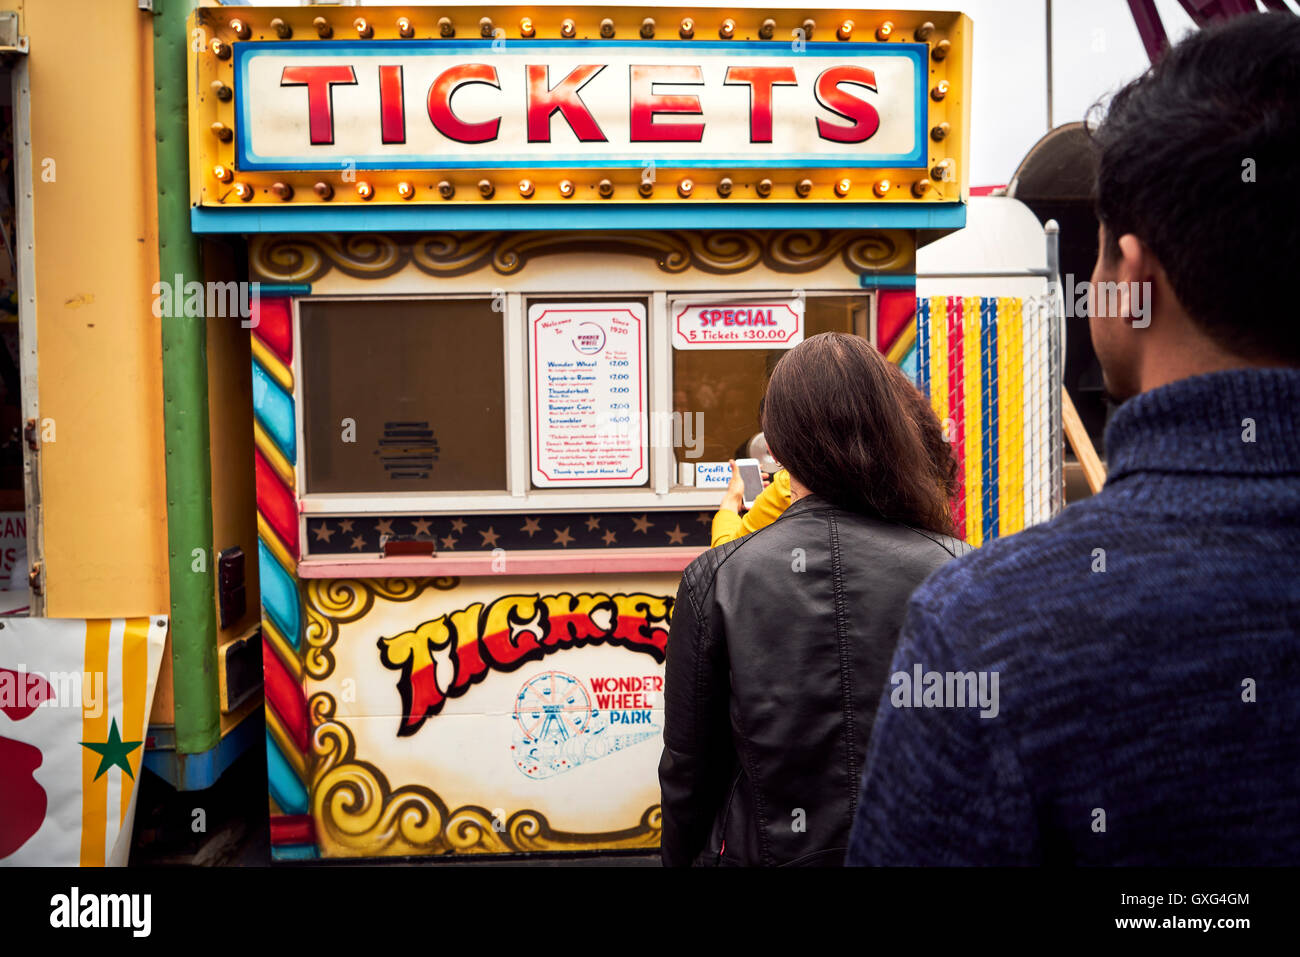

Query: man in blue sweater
[847,13,1300,866]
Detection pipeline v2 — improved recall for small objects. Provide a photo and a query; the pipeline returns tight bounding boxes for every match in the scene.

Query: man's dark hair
[762,332,958,536]
[1088,12,1300,362]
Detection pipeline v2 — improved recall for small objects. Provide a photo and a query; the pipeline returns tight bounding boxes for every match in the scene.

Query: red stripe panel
[946,295,967,540]
[876,289,917,355]
[264,642,309,756]
[270,814,316,846]
[255,448,299,558]
[253,296,293,362]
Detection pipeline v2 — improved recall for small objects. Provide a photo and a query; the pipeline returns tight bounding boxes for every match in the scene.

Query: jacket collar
[1104,367,1300,483]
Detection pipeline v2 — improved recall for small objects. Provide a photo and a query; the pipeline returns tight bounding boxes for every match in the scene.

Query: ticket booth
[185,5,971,860]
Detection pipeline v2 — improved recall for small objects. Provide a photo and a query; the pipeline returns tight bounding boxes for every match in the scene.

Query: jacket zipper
[716,770,743,864]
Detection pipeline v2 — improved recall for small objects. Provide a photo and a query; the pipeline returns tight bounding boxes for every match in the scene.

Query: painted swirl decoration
[250,229,912,282]
[309,693,662,857]
[302,577,459,680]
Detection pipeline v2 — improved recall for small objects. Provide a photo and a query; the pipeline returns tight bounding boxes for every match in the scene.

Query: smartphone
[735,458,765,509]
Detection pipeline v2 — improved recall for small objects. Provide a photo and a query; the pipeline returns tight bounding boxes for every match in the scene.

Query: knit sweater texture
[846,368,1300,865]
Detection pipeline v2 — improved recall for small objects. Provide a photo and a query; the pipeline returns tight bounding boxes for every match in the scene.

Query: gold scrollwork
[302,577,459,680]
[250,229,912,283]
[251,233,409,283]
[309,692,662,857]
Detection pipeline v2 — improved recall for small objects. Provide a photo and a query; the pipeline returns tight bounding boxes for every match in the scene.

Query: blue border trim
[858,273,918,289]
[233,39,927,171]
[192,201,965,234]
[142,708,262,791]
[258,283,312,297]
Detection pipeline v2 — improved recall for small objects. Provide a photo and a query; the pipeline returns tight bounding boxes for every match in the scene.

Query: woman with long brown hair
[658,332,968,867]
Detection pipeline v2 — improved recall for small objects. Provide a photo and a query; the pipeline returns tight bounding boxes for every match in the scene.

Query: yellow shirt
[710,469,793,547]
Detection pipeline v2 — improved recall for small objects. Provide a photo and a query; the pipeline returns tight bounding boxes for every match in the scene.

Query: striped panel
[962,297,983,547]
[980,298,999,542]
[251,294,316,860]
[916,297,930,395]
[946,296,966,541]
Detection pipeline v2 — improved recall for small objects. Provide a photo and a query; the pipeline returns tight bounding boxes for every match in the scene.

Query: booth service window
[297,293,872,503]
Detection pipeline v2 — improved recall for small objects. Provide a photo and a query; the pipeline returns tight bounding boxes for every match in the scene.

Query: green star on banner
[80,717,143,781]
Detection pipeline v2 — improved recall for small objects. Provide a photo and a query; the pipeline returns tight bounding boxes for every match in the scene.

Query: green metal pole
[152,0,219,755]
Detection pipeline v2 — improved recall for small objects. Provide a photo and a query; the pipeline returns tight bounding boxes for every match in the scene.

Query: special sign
[235,41,927,171]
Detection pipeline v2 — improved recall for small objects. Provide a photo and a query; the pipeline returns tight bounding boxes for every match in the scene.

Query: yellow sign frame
[187,6,971,209]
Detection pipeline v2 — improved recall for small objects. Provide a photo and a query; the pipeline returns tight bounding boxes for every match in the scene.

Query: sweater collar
[1104,367,1300,482]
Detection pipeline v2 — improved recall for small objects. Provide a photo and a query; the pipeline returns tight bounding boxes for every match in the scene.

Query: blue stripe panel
[252,360,296,464]
[266,730,309,815]
[917,297,931,396]
[259,539,301,647]
[193,202,968,235]
[981,297,1000,541]
[272,844,319,861]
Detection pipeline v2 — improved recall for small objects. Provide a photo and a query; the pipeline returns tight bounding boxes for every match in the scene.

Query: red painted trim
[252,296,293,362]
[263,643,309,756]
[876,289,917,354]
[298,547,706,579]
[270,814,316,846]
[255,449,300,558]
[946,296,966,540]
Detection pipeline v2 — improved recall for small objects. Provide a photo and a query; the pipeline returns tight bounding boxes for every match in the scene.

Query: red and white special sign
[672,298,805,349]
[529,302,648,487]
[233,41,927,171]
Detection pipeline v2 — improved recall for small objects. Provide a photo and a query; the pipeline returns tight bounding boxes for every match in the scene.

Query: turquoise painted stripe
[899,342,919,382]
[259,539,301,646]
[859,273,921,289]
[252,360,296,463]
[257,284,312,297]
[266,731,309,815]
[271,844,319,861]
[193,202,967,234]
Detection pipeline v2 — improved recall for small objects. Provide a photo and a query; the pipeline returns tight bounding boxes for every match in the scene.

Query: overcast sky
[244,1,1294,184]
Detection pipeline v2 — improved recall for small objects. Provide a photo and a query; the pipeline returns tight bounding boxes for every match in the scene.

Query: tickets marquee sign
[188,7,970,207]
[236,43,926,171]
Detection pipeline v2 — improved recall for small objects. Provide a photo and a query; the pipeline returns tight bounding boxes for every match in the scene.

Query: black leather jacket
[658,494,970,866]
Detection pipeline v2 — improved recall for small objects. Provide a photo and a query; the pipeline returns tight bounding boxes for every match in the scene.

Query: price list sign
[529,302,648,487]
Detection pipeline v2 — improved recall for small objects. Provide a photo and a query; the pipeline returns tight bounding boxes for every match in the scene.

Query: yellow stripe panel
[266,701,309,780]
[1006,299,1026,534]
[963,297,982,548]
[259,518,297,577]
[119,617,149,827]
[254,420,295,488]
[252,335,294,392]
[929,296,948,429]
[262,615,304,683]
[80,619,111,866]
[884,318,917,366]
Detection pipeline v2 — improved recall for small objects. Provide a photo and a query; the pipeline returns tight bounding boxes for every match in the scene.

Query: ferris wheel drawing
[513,671,593,745]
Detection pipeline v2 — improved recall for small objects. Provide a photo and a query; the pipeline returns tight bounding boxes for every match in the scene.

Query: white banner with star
[0,617,167,866]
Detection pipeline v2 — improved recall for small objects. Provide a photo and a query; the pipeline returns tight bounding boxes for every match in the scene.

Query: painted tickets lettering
[378,589,672,736]
[235,42,927,170]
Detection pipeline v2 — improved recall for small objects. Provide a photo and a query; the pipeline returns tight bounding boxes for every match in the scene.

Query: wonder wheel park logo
[511,670,660,780]
[571,321,606,355]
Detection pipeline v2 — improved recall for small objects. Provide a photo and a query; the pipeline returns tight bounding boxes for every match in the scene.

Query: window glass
[671,295,870,464]
[300,299,506,493]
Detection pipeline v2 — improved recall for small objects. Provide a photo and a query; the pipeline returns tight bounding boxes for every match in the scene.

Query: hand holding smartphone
[733,458,765,509]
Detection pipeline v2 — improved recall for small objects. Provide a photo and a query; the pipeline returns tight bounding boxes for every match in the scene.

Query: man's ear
[1116,234,1160,329]
[1116,234,1154,284]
